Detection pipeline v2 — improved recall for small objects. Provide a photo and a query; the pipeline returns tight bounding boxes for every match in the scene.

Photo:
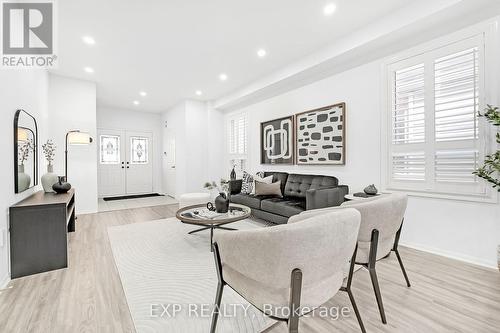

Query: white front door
[98,129,126,196]
[163,130,176,198]
[126,131,153,194]
[98,129,153,196]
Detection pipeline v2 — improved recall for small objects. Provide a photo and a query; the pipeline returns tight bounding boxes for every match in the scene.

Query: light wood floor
[0,204,499,333]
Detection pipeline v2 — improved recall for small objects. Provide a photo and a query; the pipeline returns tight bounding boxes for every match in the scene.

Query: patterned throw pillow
[241,171,265,194]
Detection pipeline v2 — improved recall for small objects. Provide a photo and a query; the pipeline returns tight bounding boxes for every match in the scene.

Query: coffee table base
[184,223,237,251]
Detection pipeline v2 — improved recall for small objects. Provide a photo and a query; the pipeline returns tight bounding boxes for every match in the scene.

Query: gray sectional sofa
[228,171,348,224]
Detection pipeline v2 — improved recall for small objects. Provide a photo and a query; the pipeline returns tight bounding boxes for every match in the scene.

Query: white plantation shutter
[387,36,487,198]
[227,113,248,175]
[392,152,426,182]
[434,48,479,142]
[393,64,425,145]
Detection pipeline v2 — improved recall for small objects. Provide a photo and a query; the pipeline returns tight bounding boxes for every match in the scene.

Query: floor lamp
[65,130,93,181]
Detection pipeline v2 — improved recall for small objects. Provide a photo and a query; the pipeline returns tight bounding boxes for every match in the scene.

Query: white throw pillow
[251,175,273,194]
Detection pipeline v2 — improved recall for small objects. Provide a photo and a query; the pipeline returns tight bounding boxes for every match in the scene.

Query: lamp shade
[17,128,29,142]
[68,131,92,145]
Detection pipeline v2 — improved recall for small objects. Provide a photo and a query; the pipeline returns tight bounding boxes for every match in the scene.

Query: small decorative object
[206,202,215,211]
[296,103,346,165]
[52,176,71,194]
[214,192,229,213]
[230,166,236,180]
[41,140,58,192]
[364,184,378,195]
[261,115,294,164]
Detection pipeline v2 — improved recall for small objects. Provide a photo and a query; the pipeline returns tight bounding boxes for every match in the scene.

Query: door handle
[171,166,175,169]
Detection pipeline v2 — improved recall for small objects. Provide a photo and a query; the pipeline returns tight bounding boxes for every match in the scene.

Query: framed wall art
[260,115,294,164]
[295,103,345,165]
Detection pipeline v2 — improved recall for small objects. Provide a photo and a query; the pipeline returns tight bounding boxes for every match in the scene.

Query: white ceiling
[51,0,425,112]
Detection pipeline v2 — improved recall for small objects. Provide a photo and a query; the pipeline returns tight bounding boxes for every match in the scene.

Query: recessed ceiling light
[323,3,337,16]
[139,91,147,97]
[82,36,95,45]
[84,66,94,73]
[219,73,228,81]
[257,49,267,58]
[133,100,140,105]
[195,90,203,96]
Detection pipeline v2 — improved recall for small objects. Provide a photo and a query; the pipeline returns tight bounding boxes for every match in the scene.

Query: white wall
[48,74,98,214]
[0,69,49,287]
[228,59,500,268]
[161,100,226,198]
[97,107,163,194]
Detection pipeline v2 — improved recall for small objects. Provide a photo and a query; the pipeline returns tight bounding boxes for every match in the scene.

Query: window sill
[383,187,499,204]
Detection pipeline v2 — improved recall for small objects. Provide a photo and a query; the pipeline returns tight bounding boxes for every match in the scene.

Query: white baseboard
[0,273,10,289]
[400,241,499,271]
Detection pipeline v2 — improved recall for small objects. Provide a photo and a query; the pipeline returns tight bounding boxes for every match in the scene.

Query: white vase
[17,164,31,192]
[41,164,58,193]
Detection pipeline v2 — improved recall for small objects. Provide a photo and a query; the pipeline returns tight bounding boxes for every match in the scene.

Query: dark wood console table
[9,189,76,278]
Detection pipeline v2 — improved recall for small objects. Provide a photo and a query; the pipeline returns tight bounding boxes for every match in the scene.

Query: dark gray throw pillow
[254,180,282,197]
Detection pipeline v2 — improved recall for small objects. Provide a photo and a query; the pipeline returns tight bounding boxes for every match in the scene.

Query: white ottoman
[178,192,210,209]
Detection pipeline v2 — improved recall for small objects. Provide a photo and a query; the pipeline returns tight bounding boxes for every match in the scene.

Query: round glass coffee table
[176,203,251,251]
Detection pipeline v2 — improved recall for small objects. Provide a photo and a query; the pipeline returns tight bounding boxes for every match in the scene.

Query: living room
[1,1,500,332]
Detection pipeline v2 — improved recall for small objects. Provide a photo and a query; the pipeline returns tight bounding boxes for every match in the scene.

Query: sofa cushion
[255,181,283,197]
[261,198,306,217]
[264,172,289,195]
[230,194,267,209]
[241,171,264,194]
[284,174,338,199]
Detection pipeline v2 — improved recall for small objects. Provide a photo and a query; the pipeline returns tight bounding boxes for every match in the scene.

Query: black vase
[230,167,236,180]
[215,192,229,213]
[53,176,72,194]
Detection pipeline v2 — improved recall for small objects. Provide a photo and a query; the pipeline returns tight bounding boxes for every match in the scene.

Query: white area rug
[107,217,274,333]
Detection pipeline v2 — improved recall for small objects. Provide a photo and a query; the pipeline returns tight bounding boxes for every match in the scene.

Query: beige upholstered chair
[289,193,411,324]
[210,209,365,333]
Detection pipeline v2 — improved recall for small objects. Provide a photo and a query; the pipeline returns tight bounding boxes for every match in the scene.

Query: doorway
[163,129,176,198]
[97,129,153,197]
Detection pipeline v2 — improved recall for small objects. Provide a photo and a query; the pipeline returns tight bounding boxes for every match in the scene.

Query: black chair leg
[395,249,411,287]
[368,267,387,324]
[346,288,366,333]
[288,269,302,333]
[210,282,224,333]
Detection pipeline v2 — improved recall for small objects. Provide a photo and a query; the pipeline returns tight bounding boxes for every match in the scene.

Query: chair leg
[393,219,411,287]
[395,249,411,287]
[346,288,366,333]
[288,269,302,333]
[342,245,366,333]
[210,282,224,333]
[368,267,387,324]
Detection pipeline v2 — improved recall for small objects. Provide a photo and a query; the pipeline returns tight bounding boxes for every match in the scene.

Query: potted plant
[473,105,500,270]
[18,138,34,191]
[204,179,229,213]
[41,140,58,192]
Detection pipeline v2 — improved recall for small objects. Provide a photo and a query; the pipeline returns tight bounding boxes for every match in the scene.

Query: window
[227,113,248,176]
[100,135,120,164]
[385,35,490,200]
[130,136,149,164]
